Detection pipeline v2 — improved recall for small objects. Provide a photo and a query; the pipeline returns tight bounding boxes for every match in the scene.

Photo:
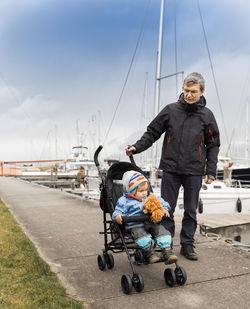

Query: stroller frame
[94,146,187,294]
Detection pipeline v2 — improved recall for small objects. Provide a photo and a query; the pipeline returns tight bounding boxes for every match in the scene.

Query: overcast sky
[0,0,250,164]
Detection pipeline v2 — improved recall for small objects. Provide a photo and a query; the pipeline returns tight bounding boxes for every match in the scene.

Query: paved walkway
[0,177,250,309]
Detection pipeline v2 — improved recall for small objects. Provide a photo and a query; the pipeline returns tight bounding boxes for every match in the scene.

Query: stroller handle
[127,145,136,166]
[94,145,103,167]
[129,154,136,166]
[94,145,106,183]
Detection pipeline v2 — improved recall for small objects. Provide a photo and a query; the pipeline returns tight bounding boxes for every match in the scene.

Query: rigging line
[238,66,250,121]
[103,0,151,146]
[226,65,250,156]
[39,130,51,160]
[140,72,148,131]
[197,0,229,146]
[236,67,250,125]
[174,0,178,99]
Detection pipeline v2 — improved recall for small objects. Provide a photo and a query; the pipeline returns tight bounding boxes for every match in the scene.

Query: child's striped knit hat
[122,170,148,195]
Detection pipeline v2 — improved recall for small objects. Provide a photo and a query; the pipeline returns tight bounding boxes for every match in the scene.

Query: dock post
[0,162,3,176]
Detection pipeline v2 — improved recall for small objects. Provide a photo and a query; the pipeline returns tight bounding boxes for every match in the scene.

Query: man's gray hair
[183,72,205,91]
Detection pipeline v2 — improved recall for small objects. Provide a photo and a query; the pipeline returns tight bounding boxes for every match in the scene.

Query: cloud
[0,83,109,161]
[0,89,65,160]
[0,93,59,132]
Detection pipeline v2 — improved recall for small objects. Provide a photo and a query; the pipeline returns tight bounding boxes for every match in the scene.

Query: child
[112,170,178,264]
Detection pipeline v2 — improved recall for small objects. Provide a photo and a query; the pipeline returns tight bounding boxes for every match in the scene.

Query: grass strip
[0,199,85,308]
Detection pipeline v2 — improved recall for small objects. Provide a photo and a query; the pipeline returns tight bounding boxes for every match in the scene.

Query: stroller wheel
[121,274,133,294]
[105,253,114,269]
[164,268,176,287]
[134,249,144,264]
[175,266,187,285]
[132,273,144,293]
[97,254,106,271]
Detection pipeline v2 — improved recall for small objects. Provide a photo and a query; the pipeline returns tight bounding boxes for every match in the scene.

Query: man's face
[183,83,204,104]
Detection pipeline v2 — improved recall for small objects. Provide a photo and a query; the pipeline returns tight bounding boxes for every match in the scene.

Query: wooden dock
[174,213,250,228]
[197,213,250,228]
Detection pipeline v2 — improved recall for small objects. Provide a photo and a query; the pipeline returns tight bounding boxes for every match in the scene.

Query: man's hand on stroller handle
[125,145,136,156]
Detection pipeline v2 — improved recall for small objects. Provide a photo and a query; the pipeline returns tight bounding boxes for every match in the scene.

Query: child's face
[134,183,149,200]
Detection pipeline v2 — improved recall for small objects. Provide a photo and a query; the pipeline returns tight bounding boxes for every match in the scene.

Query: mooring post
[0,161,3,176]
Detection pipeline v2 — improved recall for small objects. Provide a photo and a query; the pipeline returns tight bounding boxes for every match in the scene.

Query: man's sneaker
[145,249,160,264]
[162,248,178,265]
[180,244,198,260]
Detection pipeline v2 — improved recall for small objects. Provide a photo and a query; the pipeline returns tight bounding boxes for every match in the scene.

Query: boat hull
[154,181,250,214]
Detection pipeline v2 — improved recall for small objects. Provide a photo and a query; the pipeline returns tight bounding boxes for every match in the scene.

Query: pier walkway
[0,177,249,309]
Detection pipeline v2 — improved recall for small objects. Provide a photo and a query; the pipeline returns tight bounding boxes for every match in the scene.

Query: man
[126,72,220,260]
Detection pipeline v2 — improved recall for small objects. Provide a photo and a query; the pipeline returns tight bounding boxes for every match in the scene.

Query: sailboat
[216,100,250,186]
[216,156,250,187]
[170,181,250,215]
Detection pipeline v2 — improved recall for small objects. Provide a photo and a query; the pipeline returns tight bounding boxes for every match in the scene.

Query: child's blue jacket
[112,193,170,225]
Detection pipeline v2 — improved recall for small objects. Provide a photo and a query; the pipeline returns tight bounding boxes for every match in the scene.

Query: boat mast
[55,124,58,159]
[246,98,249,161]
[154,0,165,118]
[152,0,165,183]
[76,119,80,146]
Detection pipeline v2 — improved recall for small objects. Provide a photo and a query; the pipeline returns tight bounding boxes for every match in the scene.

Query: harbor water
[207,222,250,246]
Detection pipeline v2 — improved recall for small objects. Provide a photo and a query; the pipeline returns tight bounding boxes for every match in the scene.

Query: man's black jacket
[133,95,220,177]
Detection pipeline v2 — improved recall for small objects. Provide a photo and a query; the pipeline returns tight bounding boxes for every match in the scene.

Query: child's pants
[130,223,172,250]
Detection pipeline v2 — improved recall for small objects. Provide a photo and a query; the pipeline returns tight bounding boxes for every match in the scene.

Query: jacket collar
[178,93,206,112]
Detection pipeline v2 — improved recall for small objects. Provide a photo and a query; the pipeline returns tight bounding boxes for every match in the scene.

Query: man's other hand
[204,175,213,184]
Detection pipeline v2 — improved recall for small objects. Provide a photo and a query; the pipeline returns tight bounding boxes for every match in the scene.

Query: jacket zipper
[176,114,189,170]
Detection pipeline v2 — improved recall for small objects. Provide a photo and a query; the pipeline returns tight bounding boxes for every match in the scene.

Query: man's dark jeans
[161,171,202,245]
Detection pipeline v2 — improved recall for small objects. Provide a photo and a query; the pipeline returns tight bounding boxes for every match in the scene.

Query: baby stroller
[94,146,187,294]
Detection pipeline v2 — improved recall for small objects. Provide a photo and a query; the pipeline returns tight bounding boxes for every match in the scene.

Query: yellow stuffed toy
[143,194,165,223]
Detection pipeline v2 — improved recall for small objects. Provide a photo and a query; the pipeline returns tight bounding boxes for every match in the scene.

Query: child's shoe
[162,248,178,265]
[145,249,160,264]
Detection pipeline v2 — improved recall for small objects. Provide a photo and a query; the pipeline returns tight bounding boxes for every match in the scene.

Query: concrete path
[0,177,250,309]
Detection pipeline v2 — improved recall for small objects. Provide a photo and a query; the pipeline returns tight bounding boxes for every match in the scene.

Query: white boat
[216,156,250,187]
[62,145,100,198]
[19,145,98,180]
[154,180,250,214]
[196,181,250,214]
[63,145,98,177]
